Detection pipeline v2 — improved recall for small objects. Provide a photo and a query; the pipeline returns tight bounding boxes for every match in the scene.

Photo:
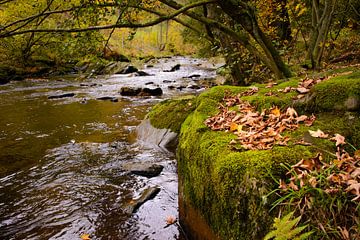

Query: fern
[264,212,313,240]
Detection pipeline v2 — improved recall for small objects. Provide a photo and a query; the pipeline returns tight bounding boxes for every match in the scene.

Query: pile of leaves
[205,88,315,150]
[280,133,360,201]
[275,133,360,239]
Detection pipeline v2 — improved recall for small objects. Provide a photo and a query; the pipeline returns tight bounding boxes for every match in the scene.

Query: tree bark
[217,0,292,79]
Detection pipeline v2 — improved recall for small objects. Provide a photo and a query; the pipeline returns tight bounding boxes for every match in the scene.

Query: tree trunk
[307,0,335,69]
[217,0,292,79]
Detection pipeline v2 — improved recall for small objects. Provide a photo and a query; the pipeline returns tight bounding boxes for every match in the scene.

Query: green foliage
[264,212,313,240]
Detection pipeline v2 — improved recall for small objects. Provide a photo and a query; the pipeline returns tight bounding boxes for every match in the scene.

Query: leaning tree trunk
[217,0,292,79]
[307,0,336,69]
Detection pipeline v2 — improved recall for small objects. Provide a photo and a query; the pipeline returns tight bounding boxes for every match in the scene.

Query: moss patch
[147,69,360,239]
[147,96,196,133]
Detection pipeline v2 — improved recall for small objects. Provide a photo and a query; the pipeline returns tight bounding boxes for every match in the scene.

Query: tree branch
[0,0,215,38]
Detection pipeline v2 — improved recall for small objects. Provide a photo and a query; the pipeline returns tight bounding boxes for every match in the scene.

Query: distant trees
[0,0,358,82]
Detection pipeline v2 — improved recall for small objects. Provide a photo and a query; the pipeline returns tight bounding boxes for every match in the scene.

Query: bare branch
[0,0,215,38]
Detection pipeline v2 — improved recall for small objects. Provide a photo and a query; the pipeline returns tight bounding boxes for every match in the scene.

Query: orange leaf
[270,106,281,117]
[230,122,239,132]
[81,234,91,240]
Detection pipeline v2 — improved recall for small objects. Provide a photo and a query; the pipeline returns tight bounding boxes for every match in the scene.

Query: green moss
[304,71,360,112]
[147,70,360,239]
[175,79,360,239]
[147,96,196,133]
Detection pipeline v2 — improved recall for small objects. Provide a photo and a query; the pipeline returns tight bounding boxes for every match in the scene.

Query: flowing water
[0,57,219,240]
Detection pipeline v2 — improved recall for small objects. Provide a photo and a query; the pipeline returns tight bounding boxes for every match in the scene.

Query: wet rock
[136,119,178,150]
[163,80,175,83]
[48,93,75,99]
[164,64,180,72]
[139,87,163,96]
[96,97,118,102]
[122,162,164,178]
[184,74,201,79]
[120,87,142,96]
[187,85,201,90]
[120,87,163,96]
[134,71,152,76]
[177,86,186,91]
[117,65,138,74]
[122,186,161,214]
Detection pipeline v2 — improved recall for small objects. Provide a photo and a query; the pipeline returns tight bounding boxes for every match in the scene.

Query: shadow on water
[0,57,219,239]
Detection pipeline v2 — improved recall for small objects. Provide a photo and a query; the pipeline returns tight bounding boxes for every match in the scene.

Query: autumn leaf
[165,215,177,225]
[296,87,310,94]
[81,234,91,240]
[230,122,238,132]
[330,134,346,146]
[270,106,281,117]
[309,129,329,138]
[286,107,298,118]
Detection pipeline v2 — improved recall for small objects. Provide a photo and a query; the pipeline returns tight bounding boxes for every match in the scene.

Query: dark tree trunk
[217,0,292,79]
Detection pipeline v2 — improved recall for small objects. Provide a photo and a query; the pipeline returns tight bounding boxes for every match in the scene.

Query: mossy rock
[147,96,196,133]
[300,72,360,112]
[175,81,360,239]
[146,70,360,239]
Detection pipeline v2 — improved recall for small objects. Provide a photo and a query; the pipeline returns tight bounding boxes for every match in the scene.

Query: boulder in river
[139,87,163,96]
[96,97,118,102]
[122,162,164,178]
[120,87,163,96]
[164,64,180,72]
[122,186,161,215]
[116,66,138,74]
[134,71,152,77]
[48,93,75,99]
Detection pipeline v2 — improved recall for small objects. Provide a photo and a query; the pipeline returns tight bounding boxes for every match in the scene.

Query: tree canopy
[0,0,359,83]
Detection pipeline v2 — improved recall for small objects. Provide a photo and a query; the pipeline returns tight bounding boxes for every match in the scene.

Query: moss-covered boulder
[147,70,360,239]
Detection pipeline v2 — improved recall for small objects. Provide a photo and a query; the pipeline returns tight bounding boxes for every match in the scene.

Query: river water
[0,57,219,240]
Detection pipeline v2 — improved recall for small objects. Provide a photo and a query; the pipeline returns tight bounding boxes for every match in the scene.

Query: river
[0,57,219,240]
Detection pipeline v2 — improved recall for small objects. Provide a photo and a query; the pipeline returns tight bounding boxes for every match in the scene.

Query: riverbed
[0,57,219,240]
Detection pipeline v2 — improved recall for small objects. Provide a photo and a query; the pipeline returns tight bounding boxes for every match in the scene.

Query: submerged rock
[96,97,118,102]
[117,65,138,74]
[122,186,161,215]
[134,71,152,76]
[48,93,75,99]
[120,87,163,96]
[122,162,164,178]
[164,64,180,72]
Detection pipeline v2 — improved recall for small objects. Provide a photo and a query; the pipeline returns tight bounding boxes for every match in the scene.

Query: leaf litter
[205,90,315,150]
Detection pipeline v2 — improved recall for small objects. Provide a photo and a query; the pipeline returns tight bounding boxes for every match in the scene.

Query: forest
[0,0,360,239]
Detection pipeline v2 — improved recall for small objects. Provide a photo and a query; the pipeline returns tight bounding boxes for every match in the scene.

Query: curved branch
[0,0,216,38]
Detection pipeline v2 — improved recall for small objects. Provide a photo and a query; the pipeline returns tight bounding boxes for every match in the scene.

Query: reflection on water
[0,57,218,239]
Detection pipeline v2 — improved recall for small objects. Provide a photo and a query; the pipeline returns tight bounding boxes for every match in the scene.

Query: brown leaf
[165,215,177,225]
[288,181,299,191]
[309,176,318,187]
[286,107,298,118]
[345,182,360,201]
[296,87,310,94]
[309,129,329,138]
[330,134,346,147]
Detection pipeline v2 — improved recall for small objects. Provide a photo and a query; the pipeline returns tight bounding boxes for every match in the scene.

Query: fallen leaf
[296,87,310,94]
[309,129,329,138]
[330,134,346,146]
[286,107,298,118]
[165,215,177,225]
[230,122,238,132]
[81,234,91,240]
[270,106,281,117]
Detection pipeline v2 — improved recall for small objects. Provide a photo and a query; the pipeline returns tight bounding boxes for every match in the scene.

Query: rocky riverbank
[146,68,360,239]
